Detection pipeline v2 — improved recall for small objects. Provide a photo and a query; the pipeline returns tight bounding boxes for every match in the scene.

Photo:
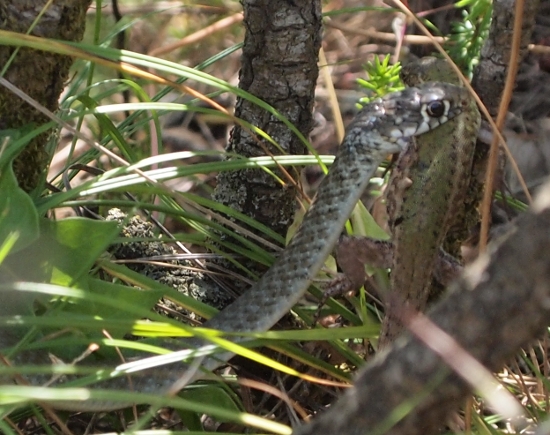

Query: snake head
[349,82,472,153]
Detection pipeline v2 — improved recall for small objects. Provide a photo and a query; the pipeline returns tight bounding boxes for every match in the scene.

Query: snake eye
[426,100,446,118]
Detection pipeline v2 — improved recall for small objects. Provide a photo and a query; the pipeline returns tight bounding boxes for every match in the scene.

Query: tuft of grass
[356,55,404,106]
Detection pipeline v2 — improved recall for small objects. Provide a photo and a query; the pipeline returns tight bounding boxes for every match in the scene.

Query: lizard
[0,82,472,411]
[331,58,480,348]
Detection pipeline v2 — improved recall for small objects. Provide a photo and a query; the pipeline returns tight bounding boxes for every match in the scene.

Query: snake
[0,82,472,411]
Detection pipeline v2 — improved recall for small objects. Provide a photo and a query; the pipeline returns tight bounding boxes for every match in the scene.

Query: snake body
[2,82,471,411]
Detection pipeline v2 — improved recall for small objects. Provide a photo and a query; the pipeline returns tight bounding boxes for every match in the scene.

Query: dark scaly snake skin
[1,82,471,411]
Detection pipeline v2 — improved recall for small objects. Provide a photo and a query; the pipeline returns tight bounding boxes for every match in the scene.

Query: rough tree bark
[211,0,322,293]
[472,0,540,116]
[0,0,92,192]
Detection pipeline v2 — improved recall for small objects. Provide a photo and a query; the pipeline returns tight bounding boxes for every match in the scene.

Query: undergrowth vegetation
[0,0,545,434]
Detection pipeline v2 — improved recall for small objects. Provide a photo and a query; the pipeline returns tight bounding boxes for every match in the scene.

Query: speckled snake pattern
[1,82,472,411]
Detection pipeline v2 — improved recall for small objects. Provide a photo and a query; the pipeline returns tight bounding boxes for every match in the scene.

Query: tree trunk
[211,0,322,294]
[0,0,92,192]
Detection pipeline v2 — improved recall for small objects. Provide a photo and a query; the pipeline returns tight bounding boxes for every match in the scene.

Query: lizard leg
[314,237,463,324]
[312,236,393,324]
